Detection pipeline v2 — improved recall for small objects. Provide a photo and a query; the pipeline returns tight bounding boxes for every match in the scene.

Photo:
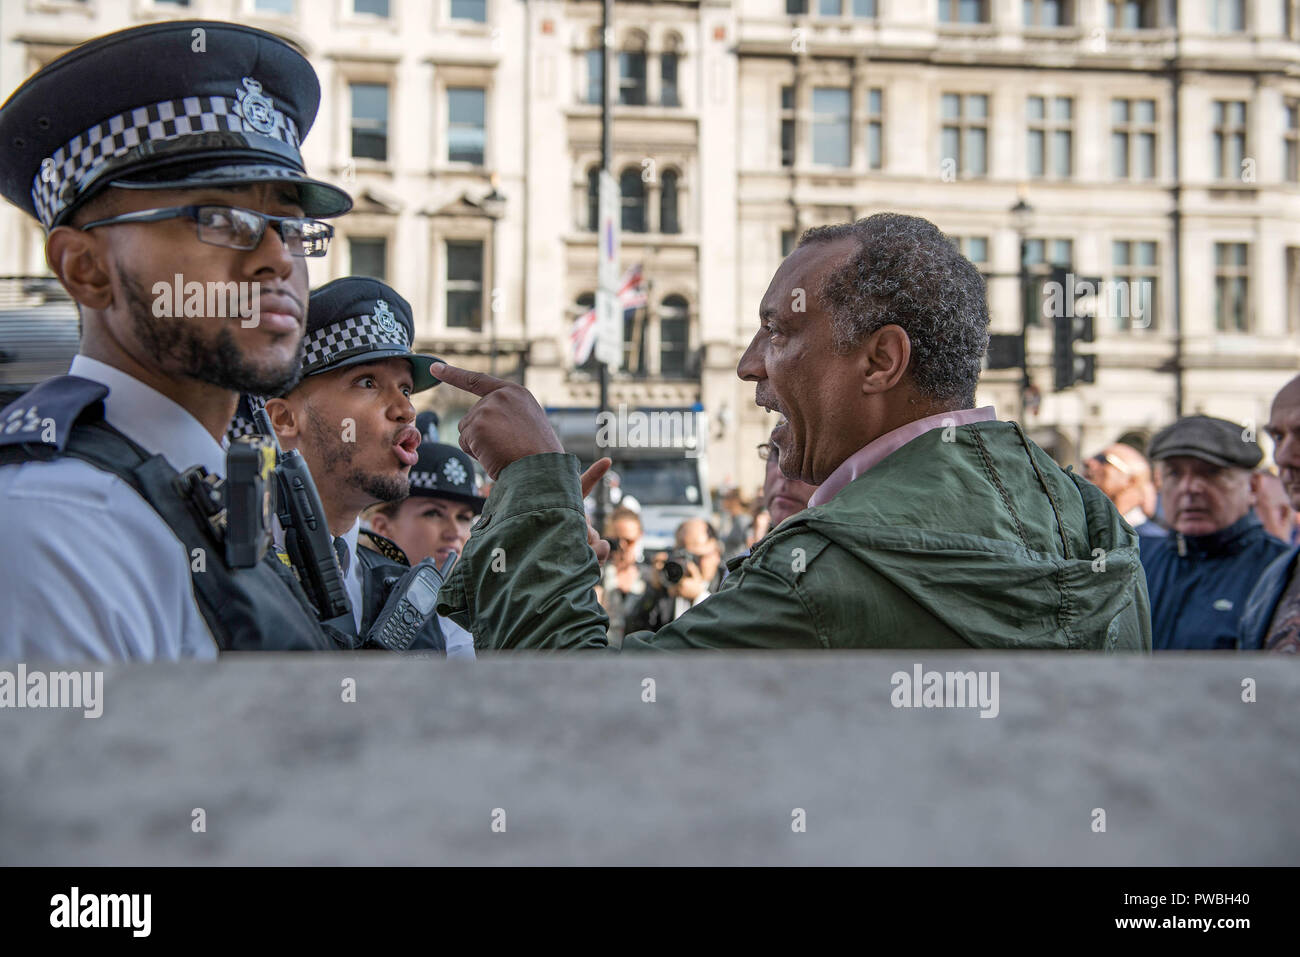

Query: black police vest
[0,375,336,652]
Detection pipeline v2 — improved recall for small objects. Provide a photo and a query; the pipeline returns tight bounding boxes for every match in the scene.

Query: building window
[624,308,646,376]
[586,46,603,106]
[1286,100,1299,183]
[254,0,293,12]
[354,0,389,16]
[1112,98,1157,180]
[817,0,877,12]
[349,237,387,281]
[786,0,808,13]
[1024,238,1073,325]
[780,85,796,168]
[661,51,680,107]
[1027,95,1073,178]
[1111,241,1158,331]
[781,229,798,257]
[1213,100,1248,181]
[1288,248,1300,333]
[941,92,989,177]
[659,296,691,379]
[450,0,487,23]
[446,240,484,330]
[853,0,878,14]
[447,87,485,165]
[660,170,680,234]
[620,168,646,233]
[812,87,851,167]
[1107,0,1156,28]
[1214,243,1249,332]
[953,235,989,267]
[618,50,647,106]
[939,0,989,24]
[350,83,388,161]
[1023,0,1071,26]
[867,88,883,170]
[586,167,600,232]
[1211,0,1246,33]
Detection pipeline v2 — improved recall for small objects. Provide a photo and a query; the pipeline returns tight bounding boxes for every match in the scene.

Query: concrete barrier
[0,653,1295,865]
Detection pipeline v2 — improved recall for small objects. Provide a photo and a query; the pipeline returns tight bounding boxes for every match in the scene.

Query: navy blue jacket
[1237,545,1300,650]
[1139,512,1289,650]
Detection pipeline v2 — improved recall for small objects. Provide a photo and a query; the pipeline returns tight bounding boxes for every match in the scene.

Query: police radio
[366,552,457,652]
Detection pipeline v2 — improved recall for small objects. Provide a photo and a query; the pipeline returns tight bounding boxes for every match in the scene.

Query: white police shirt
[440,616,475,660]
[0,356,220,661]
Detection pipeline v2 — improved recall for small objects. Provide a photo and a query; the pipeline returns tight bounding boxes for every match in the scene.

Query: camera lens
[664,560,685,584]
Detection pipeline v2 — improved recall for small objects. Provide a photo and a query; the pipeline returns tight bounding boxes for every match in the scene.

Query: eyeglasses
[80,204,333,258]
[1089,452,1133,477]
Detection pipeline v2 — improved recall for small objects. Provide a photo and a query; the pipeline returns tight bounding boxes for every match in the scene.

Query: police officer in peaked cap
[262,276,453,651]
[368,410,487,658]
[0,21,351,660]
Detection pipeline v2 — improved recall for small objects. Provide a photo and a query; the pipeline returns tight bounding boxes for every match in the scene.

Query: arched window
[619,31,648,106]
[585,30,603,105]
[619,168,646,233]
[661,34,682,107]
[586,167,600,232]
[660,170,680,235]
[659,295,690,378]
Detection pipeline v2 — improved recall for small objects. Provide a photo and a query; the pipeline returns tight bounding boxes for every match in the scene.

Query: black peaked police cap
[303,278,443,393]
[407,411,485,513]
[0,20,352,229]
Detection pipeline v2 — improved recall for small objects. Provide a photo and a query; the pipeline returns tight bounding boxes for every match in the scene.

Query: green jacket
[436,420,1152,652]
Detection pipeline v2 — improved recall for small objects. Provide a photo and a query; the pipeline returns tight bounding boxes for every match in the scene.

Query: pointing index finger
[430,361,510,397]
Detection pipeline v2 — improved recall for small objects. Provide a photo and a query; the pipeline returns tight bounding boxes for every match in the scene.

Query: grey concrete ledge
[0,653,1295,866]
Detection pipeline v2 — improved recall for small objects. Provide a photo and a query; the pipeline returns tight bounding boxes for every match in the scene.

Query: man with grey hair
[429,212,1151,651]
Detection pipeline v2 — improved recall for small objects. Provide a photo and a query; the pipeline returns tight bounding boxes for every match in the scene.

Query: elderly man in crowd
[1140,415,1290,651]
[1253,471,1297,545]
[1240,377,1300,652]
[1083,442,1163,537]
[431,212,1151,651]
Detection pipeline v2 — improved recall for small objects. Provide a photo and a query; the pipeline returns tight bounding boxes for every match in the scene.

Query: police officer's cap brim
[406,487,486,514]
[306,348,443,392]
[111,164,352,219]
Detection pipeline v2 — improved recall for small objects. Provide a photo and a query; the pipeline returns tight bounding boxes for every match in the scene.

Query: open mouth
[392,426,421,467]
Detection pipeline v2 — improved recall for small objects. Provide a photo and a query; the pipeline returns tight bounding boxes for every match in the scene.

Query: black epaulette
[359,528,410,565]
[0,375,109,461]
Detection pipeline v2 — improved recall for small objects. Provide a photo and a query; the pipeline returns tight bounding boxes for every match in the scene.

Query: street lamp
[1009,197,1037,418]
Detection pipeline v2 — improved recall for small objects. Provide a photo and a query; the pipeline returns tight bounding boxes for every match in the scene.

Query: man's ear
[264,397,300,447]
[46,226,114,311]
[367,509,392,538]
[859,324,911,395]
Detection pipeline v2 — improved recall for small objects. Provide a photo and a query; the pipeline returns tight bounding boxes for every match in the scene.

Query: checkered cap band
[409,470,440,490]
[225,415,257,443]
[303,313,410,371]
[32,94,302,229]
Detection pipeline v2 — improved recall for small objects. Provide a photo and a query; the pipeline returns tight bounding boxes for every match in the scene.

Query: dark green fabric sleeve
[434,452,827,651]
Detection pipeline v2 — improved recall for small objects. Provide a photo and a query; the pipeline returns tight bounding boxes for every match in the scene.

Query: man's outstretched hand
[432,360,612,565]
[431,361,564,479]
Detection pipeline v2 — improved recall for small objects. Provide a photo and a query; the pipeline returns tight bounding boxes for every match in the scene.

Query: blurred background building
[3,0,1300,495]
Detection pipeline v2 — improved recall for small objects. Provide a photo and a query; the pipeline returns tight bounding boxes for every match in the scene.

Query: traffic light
[1049,267,1098,392]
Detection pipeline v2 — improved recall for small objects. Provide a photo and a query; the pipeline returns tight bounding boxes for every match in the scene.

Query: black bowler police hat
[408,412,485,513]
[1147,415,1263,470]
[302,277,442,393]
[0,20,351,230]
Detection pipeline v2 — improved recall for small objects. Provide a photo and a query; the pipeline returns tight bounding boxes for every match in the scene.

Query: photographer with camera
[626,518,724,634]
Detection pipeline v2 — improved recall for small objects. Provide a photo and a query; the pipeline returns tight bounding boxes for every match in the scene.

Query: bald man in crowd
[1083,442,1163,537]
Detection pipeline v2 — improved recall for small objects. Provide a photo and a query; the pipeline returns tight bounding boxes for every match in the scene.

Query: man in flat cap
[0,21,350,659]
[1140,415,1290,650]
[367,411,485,658]
[1239,376,1300,652]
[263,277,449,649]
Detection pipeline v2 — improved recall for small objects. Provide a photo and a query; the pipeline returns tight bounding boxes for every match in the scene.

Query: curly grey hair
[797,212,989,408]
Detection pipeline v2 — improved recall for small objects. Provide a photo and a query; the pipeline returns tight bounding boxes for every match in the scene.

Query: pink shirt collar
[806,406,997,508]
